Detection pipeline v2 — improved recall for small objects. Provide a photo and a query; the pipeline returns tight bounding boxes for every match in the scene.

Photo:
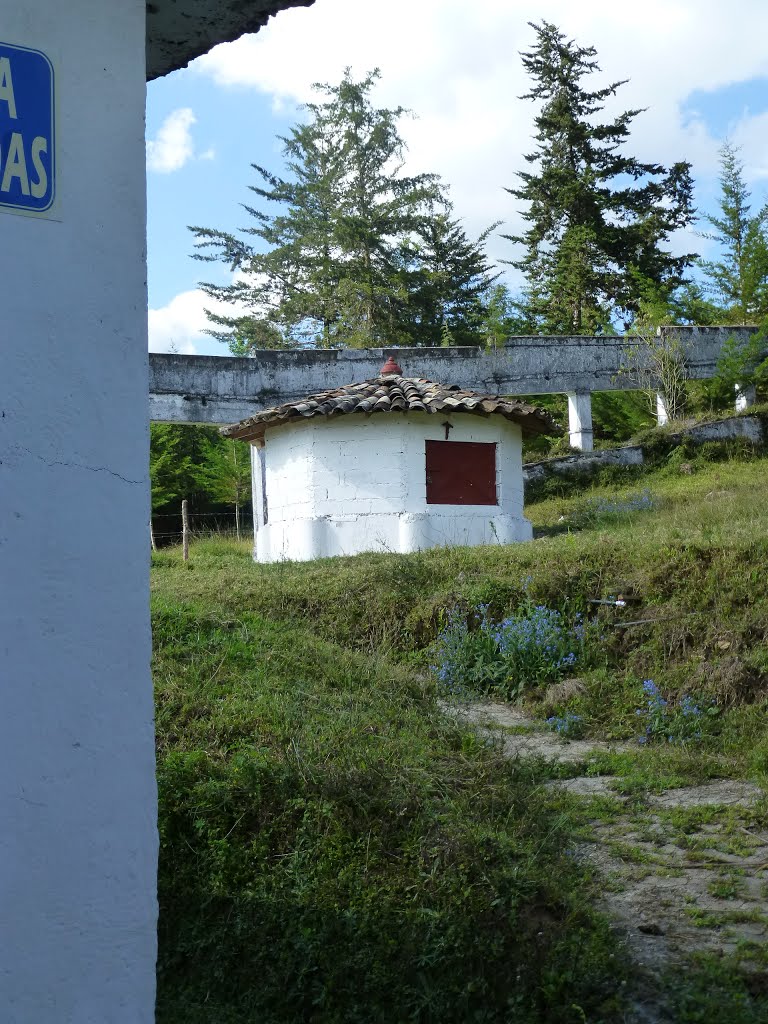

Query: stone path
[447,701,768,1023]
[447,700,634,763]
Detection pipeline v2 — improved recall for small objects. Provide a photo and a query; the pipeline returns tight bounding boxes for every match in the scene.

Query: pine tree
[400,213,500,346]
[149,423,231,550]
[196,438,252,540]
[482,284,515,347]
[506,21,696,333]
[667,281,724,327]
[326,70,446,346]
[149,426,253,542]
[149,424,201,512]
[191,69,464,350]
[191,97,346,348]
[700,142,768,324]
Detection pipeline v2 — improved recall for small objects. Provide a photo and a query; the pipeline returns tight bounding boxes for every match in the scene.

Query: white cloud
[147,108,199,173]
[148,289,213,353]
[192,0,768,266]
[731,110,768,181]
[149,277,253,354]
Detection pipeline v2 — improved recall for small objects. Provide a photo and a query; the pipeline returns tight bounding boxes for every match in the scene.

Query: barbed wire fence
[150,503,254,552]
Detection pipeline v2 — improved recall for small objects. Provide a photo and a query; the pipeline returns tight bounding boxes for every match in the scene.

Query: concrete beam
[146,0,315,79]
[149,327,759,426]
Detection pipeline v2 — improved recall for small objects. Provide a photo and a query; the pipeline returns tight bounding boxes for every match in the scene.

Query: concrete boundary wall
[523,446,645,487]
[149,327,760,450]
[522,413,765,490]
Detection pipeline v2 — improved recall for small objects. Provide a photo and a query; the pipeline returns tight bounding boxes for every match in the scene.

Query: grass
[666,949,768,1024]
[154,607,623,1023]
[153,446,768,1022]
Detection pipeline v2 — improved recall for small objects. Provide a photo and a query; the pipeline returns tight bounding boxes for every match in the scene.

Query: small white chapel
[224,356,556,562]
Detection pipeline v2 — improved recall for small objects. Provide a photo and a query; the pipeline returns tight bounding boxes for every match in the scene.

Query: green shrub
[431,597,596,701]
[635,680,720,746]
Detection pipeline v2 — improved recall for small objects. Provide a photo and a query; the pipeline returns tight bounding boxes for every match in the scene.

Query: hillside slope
[152,451,768,1023]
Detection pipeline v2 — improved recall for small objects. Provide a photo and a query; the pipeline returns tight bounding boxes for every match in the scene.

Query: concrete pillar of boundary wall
[658,386,757,423]
[656,393,670,426]
[735,384,758,412]
[0,3,158,1021]
[567,391,594,451]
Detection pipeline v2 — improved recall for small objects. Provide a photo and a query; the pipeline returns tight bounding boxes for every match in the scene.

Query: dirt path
[448,701,768,1023]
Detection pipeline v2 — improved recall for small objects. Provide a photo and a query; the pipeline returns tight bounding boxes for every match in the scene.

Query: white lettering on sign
[0,42,54,213]
[30,136,47,199]
[0,56,17,118]
[0,133,48,197]
[2,133,29,195]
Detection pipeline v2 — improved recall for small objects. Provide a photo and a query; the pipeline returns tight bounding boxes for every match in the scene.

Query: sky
[146,0,768,356]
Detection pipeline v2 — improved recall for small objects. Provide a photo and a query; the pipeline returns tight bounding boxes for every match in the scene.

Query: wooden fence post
[182,499,189,562]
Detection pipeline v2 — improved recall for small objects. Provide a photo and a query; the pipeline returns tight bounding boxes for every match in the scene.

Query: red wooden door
[425,440,497,505]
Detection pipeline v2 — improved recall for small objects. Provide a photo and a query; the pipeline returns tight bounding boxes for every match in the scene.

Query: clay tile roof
[222,375,558,442]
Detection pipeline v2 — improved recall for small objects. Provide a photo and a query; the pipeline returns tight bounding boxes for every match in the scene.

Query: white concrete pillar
[656,393,669,426]
[0,4,157,1021]
[567,391,594,451]
[735,383,757,412]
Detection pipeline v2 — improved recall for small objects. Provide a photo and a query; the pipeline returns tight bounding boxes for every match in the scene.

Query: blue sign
[0,41,54,214]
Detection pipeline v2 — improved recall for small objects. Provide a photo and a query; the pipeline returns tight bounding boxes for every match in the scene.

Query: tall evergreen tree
[700,142,768,324]
[149,424,224,513]
[196,437,252,540]
[506,21,696,333]
[191,69,473,350]
[399,212,500,346]
[326,71,445,346]
[191,90,346,349]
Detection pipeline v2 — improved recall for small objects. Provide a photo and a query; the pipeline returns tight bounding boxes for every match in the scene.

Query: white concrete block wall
[0,2,157,1021]
[261,422,315,521]
[254,412,531,561]
[313,418,408,515]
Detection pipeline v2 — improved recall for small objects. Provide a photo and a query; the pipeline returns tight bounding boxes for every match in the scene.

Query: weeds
[547,713,586,739]
[635,680,720,746]
[567,487,657,528]
[431,596,596,701]
[154,605,623,1023]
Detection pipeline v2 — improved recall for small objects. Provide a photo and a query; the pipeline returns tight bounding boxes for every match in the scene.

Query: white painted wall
[254,412,531,562]
[0,2,157,1021]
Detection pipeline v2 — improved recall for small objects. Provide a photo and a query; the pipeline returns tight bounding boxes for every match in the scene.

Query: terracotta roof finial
[380,355,403,375]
